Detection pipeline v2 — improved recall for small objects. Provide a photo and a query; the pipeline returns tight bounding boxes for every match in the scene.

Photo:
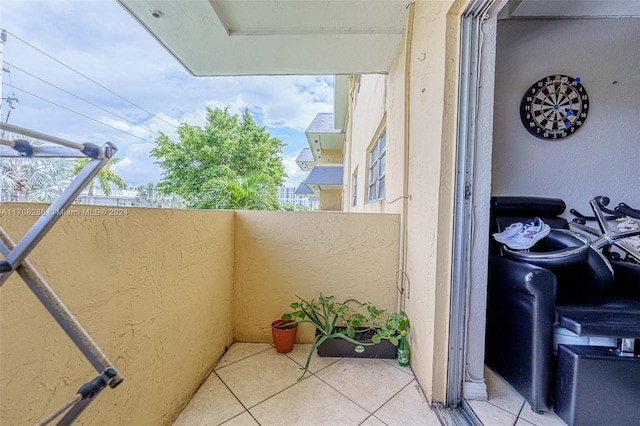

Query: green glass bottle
[397,331,410,367]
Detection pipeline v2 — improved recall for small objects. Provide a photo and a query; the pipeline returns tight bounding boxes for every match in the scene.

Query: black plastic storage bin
[555,344,640,426]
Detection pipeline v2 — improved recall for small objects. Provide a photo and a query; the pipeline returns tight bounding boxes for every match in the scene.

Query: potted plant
[281,294,410,377]
[271,319,298,353]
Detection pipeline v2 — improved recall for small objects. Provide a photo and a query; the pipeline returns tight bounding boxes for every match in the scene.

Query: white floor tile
[216,348,304,408]
[284,343,341,374]
[175,343,453,426]
[375,380,440,426]
[250,376,370,426]
[518,403,567,426]
[484,367,526,415]
[220,411,259,426]
[215,343,273,370]
[360,415,388,425]
[467,400,518,426]
[172,372,244,426]
[316,358,414,413]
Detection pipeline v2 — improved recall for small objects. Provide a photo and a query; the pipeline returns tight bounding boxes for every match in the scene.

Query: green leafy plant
[281,294,410,378]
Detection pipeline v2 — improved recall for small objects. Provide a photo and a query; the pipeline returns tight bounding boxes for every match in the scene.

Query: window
[367,129,386,202]
[352,170,358,207]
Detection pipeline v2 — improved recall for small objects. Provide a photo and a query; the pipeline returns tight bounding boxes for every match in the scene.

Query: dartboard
[520,75,589,140]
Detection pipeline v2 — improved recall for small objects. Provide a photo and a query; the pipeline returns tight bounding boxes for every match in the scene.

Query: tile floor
[466,367,567,426]
[173,342,441,426]
[173,343,569,426]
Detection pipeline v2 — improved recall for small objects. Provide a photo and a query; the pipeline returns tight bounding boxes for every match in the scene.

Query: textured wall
[319,190,343,211]
[233,211,400,343]
[342,0,459,403]
[404,0,458,402]
[0,206,235,426]
[1,206,400,425]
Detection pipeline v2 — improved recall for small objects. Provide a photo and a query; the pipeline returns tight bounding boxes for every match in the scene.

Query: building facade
[277,186,318,211]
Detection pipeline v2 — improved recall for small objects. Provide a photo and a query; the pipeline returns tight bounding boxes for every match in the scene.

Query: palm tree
[196,173,280,210]
[0,136,74,202]
[135,183,184,208]
[73,158,127,205]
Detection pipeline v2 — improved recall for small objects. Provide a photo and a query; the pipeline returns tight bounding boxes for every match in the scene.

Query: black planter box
[315,327,397,359]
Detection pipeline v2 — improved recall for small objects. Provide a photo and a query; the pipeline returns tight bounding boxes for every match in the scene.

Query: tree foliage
[195,173,280,210]
[73,157,127,205]
[135,183,184,208]
[0,136,74,202]
[151,108,285,208]
[151,107,286,209]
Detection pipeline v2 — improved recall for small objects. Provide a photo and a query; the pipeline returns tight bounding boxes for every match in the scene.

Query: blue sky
[1,0,334,188]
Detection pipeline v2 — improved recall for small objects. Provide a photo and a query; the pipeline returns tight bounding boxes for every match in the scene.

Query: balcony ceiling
[117,0,408,76]
[503,0,640,18]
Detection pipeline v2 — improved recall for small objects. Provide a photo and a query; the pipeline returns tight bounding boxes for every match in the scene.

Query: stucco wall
[319,189,342,211]
[0,206,235,425]
[319,149,343,165]
[233,211,400,343]
[342,0,459,403]
[1,206,400,424]
[404,0,459,403]
[493,18,640,214]
[348,75,391,214]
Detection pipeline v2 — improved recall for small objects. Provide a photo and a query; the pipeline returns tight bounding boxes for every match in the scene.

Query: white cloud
[282,154,309,188]
[1,1,330,188]
[111,142,163,187]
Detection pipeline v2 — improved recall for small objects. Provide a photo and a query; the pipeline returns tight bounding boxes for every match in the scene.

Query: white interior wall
[492,18,640,214]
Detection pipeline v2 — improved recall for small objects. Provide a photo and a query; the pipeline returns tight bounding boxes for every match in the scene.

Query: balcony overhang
[117,0,408,76]
[302,165,343,194]
[295,182,314,195]
[295,148,316,172]
[305,112,344,161]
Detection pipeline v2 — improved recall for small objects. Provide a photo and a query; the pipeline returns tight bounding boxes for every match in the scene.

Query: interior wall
[0,206,235,426]
[233,210,400,343]
[493,18,640,213]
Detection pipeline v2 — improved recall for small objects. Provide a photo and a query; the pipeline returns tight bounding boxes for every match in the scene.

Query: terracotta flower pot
[271,320,297,353]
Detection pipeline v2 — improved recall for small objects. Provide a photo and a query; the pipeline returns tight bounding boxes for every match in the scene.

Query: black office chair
[485,196,640,426]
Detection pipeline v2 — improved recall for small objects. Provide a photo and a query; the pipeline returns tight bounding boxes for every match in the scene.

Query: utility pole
[0,29,18,137]
[1,29,6,120]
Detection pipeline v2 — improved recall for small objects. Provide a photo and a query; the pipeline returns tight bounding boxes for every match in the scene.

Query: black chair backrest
[490,196,614,300]
[490,197,568,255]
[491,196,568,231]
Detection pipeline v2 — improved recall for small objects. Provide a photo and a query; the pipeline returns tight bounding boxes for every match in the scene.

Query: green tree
[281,203,310,212]
[195,173,280,210]
[73,157,127,205]
[150,107,286,208]
[135,183,184,208]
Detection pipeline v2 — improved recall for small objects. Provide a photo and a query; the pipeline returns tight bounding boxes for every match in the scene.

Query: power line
[3,29,179,130]
[6,61,161,137]
[4,83,150,142]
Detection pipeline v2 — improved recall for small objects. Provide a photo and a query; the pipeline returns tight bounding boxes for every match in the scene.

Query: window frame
[367,128,386,203]
[352,169,358,207]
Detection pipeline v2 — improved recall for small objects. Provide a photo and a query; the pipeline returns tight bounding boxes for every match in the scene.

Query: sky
[0,0,334,188]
